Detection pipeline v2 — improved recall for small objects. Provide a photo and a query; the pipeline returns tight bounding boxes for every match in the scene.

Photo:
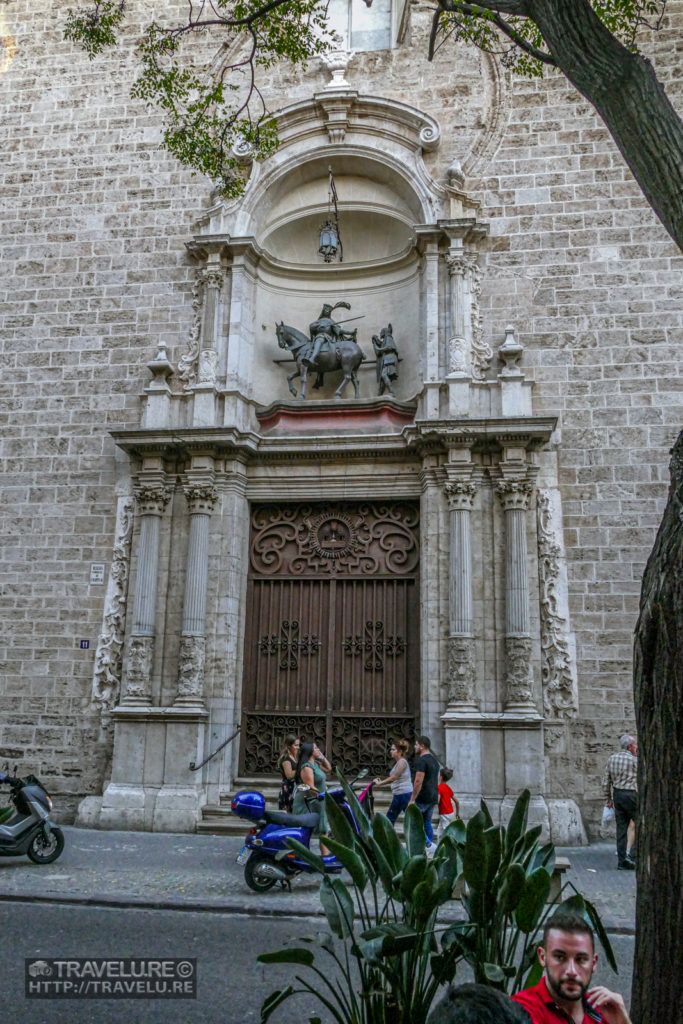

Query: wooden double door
[240,501,420,777]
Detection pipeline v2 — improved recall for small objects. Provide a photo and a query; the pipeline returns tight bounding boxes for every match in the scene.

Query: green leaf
[499,862,526,913]
[367,834,400,897]
[404,802,427,856]
[324,791,356,849]
[286,837,326,874]
[320,874,355,939]
[483,962,506,983]
[401,854,428,899]
[322,836,368,891]
[258,948,315,966]
[504,789,530,853]
[332,769,372,839]
[514,868,551,933]
[260,985,296,1023]
[359,922,418,960]
[522,957,543,990]
[372,811,408,873]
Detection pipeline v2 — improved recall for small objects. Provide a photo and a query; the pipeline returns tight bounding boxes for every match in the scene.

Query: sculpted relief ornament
[447,636,476,704]
[445,251,492,381]
[176,635,206,704]
[91,497,135,710]
[536,490,579,719]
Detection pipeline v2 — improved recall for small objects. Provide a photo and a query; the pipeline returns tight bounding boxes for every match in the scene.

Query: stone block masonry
[0,0,681,828]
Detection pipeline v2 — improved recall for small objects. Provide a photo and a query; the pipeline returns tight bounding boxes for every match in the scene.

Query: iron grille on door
[240,502,419,777]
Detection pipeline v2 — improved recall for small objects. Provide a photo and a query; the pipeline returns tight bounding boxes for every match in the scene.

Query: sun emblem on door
[304,510,359,560]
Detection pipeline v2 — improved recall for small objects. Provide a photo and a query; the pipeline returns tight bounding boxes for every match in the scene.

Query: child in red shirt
[437,767,460,839]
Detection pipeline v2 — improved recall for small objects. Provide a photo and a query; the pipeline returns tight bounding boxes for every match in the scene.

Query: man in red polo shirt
[512,911,631,1024]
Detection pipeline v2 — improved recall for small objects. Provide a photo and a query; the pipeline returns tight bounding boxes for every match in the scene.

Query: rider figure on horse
[304,301,351,369]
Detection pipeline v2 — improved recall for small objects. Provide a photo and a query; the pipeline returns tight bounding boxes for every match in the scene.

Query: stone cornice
[402,417,557,454]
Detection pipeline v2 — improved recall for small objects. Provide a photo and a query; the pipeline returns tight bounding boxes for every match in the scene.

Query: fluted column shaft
[122,482,171,706]
[175,482,218,707]
[444,480,478,709]
[497,479,537,713]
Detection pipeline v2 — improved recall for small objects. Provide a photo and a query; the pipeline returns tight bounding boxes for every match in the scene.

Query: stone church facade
[1,1,681,840]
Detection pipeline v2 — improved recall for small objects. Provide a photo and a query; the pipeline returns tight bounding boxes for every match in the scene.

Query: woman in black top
[276,735,300,812]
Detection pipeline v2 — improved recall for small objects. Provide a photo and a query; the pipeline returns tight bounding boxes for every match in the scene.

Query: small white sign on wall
[90,563,106,585]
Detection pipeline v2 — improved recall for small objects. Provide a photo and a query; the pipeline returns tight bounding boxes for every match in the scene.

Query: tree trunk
[632,429,683,1023]
[518,0,683,250]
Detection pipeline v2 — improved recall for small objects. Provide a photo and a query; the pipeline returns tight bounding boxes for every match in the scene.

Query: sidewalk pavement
[0,826,636,934]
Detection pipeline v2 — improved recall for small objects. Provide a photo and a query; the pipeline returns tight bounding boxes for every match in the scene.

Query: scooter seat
[263,809,320,828]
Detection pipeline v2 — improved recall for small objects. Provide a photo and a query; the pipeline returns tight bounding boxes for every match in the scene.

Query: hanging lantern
[318,167,343,264]
[318,220,339,262]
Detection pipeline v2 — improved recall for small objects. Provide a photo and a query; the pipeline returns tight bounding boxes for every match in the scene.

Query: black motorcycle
[0,769,65,864]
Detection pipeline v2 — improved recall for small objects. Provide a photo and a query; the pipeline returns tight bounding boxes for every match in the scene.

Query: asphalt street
[0,826,637,1021]
[0,902,634,1023]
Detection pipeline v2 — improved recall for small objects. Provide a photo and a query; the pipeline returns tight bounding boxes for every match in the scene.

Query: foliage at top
[64,0,336,197]
[429,1,668,77]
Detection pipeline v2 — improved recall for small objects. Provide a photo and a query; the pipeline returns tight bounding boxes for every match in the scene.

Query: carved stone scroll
[537,490,579,719]
[91,496,135,710]
[505,635,535,707]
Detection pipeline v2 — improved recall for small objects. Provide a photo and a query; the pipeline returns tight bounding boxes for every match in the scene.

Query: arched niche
[189,92,480,406]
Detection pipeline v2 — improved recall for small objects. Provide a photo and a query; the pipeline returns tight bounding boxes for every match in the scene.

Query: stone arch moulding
[195,89,479,240]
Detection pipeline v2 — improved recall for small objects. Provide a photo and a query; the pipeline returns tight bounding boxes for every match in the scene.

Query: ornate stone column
[175,479,219,708]
[415,228,442,419]
[444,479,478,711]
[496,478,538,714]
[121,480,171,706]
[193,260,224,427]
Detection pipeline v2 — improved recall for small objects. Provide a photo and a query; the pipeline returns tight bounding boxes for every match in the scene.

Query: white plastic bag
[601,805,615,827]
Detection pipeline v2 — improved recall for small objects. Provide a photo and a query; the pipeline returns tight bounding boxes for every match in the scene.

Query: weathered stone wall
[0,0,680,826]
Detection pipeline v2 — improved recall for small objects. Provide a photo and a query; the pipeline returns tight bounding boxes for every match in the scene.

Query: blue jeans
[386,792,411,825]
[415,801,436,843]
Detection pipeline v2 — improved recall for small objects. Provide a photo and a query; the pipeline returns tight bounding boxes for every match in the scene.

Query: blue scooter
[231,772,373,892]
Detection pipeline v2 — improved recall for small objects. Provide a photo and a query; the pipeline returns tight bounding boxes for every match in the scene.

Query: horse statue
[275,321,366,400]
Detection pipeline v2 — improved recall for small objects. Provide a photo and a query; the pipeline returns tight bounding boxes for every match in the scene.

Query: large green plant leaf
[404,802,427,856]
[503,789,530,859]
[462,815,502,894]
[260,985,296,1022]
[258,948,316,966]
[514,867,551,932]
[325,791,357,849]
[401,854,428,899]
[332,769,372,839]
[323,836,368,891]
[373,811,409,874]
[359,922,418,961]
[285,837,326,873]
[320,874,355,939]
[499,861,526,913]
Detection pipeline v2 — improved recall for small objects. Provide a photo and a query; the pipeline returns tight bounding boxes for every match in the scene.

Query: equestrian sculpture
[276,300,365,400]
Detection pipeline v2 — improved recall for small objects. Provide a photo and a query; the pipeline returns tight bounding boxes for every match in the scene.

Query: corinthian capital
[200,266,225,292]
[445,249,478,277]
[135,485,172,516]
[444,480,477,511]
[496,479,533,511]
[184,484,218,515]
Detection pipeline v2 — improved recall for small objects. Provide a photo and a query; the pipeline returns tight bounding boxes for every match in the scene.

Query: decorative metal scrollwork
[331,716,416,776]
[344,620,406,672]
[250,502,419,577]
[259,620,321,670]
[242,714,327,774]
